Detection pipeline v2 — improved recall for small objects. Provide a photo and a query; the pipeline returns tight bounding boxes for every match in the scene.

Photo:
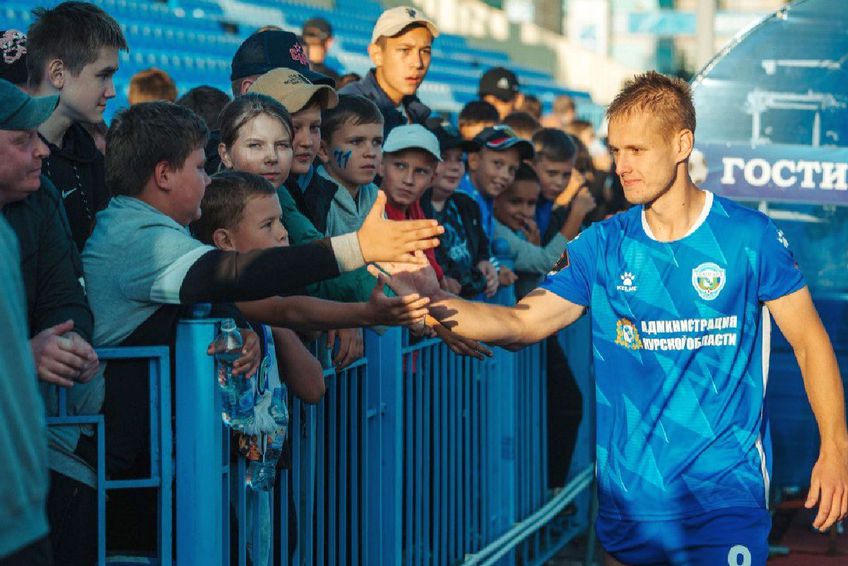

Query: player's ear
[677,128,694,163]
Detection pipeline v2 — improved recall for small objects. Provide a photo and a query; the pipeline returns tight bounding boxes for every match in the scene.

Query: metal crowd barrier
[45,289,595,565]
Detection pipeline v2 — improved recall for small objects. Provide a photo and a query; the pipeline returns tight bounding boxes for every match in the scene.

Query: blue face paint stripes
[333,149,352,169]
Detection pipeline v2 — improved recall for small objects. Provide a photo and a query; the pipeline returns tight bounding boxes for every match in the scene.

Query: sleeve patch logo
[548,248,570,275]
[614,318,643,350]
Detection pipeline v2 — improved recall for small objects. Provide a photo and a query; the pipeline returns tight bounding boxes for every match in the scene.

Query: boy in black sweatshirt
[27,1,128,251]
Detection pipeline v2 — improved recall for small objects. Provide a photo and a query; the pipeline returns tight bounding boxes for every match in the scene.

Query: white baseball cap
[383,124,442,161]
[371,6,439,44]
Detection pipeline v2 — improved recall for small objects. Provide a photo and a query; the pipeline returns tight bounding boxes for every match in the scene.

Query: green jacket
[277,182,379,303]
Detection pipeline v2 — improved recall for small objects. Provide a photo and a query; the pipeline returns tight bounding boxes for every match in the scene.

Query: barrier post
[364,327,403,565]
[175,319,223,566]
[487,286,517,560]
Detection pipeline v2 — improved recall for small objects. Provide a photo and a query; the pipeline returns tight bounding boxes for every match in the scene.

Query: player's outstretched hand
[805,445,848,531]
[366,254,443,299]
[358,191,444,264]
[431,318,492,359]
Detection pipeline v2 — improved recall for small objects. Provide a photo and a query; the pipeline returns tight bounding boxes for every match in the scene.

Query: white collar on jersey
[642,189,713,242]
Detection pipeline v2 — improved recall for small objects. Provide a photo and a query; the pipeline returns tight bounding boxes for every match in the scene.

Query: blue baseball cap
[0,78,58,130]
[230,29,335,87]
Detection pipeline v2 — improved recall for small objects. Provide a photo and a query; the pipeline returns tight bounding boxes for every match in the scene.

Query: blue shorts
[596,507,771,566]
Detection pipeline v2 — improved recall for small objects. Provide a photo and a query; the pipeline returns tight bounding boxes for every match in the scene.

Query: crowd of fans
[0,2,629,564]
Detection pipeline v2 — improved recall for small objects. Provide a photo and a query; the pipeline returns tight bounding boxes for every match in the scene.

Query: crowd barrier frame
[46,292,595,565]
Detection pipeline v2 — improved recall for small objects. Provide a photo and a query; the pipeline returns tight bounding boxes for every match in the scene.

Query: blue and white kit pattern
[542,191,805,521]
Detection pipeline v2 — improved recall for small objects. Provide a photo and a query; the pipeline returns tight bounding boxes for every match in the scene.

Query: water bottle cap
[220,318,237,332]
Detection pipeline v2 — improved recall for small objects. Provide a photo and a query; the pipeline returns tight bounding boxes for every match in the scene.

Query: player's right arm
[369,261,586,349]
[429,287,585,349]
[371,221,598,349]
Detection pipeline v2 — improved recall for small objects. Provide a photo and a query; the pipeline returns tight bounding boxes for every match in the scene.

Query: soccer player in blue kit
[373,72,848,565]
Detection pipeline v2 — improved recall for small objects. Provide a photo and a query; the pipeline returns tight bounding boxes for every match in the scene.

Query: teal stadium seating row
[4,0,593,120]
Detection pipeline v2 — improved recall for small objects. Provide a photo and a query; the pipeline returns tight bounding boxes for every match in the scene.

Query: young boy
[378,125,493,358]
[492,164,570,298]
[194,169,429,565]
[78,101,441,557]
[339,6,438,136]
[459,125,533,288]
[420,121,497,298]
[192,170,433,377]
[530,128,596,245]
[458,99,498,141]
[478,67,522,120]
[459,125,533,245]
[27,1,128,251]
[380,124,445,285]
[308,94,384,235]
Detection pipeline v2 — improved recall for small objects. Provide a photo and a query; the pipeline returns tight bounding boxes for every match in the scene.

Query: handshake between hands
[354,192,491,360]
[365,256,492,360]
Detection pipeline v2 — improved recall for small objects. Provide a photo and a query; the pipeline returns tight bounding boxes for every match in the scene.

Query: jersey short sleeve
[757,220,806,302]
[539,224,599,307]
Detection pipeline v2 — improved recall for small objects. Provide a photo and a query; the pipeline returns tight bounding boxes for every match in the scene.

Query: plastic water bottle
[213,319,254,429]
[247,432,283,491]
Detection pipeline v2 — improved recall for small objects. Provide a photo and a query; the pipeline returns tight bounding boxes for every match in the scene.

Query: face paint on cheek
[333,149,352,169]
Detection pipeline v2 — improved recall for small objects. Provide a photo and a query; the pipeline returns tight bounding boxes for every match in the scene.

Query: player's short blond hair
[606,71,695,136]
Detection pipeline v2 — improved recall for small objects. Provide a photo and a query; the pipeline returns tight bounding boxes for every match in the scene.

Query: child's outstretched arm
[235,273,430,332]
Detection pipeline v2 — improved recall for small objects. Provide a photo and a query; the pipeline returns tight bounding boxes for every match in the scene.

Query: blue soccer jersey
[541,191,805,521]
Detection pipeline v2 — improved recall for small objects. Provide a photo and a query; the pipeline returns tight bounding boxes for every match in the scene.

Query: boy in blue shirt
[459,124,533,243]
[375,71,848,566]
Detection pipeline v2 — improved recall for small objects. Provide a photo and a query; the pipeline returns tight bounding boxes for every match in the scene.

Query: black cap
[230,30,335,86]
[427,119,478,153]
[303,17,332,41]
[0,30,28,87]
[478,67,519,102]
[473,125,534,160]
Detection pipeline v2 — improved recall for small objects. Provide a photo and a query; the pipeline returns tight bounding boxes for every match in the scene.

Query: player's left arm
[766,286,848,531]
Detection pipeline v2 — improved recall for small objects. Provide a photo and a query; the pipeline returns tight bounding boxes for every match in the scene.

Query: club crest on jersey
[616,271,637,292]
[614,318,643,350]
[548,249,570,275]
[691,262,726,301]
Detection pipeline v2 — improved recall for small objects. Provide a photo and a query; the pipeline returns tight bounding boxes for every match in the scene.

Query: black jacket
[281,172,338,226]
[41,123,110,252]
[339,69,432,138]
[542,205,570,246]
[2,176,94,342]
[421,189,490,297]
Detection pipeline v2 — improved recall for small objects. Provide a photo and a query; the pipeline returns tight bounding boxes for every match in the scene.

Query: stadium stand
[4,0,593,120]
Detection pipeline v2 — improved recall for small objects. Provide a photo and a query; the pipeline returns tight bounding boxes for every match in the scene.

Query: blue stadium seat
[85,0,592,116]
